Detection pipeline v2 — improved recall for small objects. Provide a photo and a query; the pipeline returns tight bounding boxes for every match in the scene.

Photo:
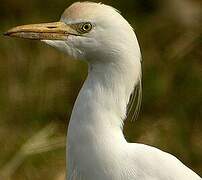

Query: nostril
[47,26,57,29]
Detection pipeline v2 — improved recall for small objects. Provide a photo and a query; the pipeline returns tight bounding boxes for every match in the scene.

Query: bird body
[5,2,201,180]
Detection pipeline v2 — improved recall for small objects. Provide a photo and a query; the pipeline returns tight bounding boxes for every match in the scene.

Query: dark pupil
[83,24,89,30]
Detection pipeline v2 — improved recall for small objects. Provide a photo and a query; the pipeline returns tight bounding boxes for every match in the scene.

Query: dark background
[0,0,201,179]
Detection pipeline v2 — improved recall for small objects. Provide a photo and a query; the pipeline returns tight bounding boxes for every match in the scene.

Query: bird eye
[79,23,93,33]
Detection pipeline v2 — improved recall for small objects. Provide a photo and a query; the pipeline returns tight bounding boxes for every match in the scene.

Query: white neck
[67,49,141,178]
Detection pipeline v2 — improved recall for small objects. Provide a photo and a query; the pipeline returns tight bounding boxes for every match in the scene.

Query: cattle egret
[4,2,201,180]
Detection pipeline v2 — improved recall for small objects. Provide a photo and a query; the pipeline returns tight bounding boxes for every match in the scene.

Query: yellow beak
[4,22,77,40]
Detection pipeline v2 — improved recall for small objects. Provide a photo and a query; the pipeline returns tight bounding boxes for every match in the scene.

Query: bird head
[4,2,142,122]
[4,2,139,63]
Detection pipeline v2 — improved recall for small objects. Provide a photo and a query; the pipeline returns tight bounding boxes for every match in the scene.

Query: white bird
[5,2,201,180]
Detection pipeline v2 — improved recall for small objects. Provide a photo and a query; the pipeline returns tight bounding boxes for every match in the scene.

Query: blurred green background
[0,0,201,179]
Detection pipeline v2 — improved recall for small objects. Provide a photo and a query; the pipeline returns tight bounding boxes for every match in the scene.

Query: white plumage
[5,2,201,180]
[60,3,201,180]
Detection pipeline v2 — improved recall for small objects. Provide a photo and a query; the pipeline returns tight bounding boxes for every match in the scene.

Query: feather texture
[42,2,201,180]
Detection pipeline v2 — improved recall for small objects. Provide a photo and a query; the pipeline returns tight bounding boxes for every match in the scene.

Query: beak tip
[3,31,10,36]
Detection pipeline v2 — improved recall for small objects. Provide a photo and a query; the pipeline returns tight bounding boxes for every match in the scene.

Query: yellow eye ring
[80,22,93,33]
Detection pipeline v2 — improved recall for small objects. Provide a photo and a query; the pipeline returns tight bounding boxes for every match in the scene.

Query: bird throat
[67,58,140,178]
